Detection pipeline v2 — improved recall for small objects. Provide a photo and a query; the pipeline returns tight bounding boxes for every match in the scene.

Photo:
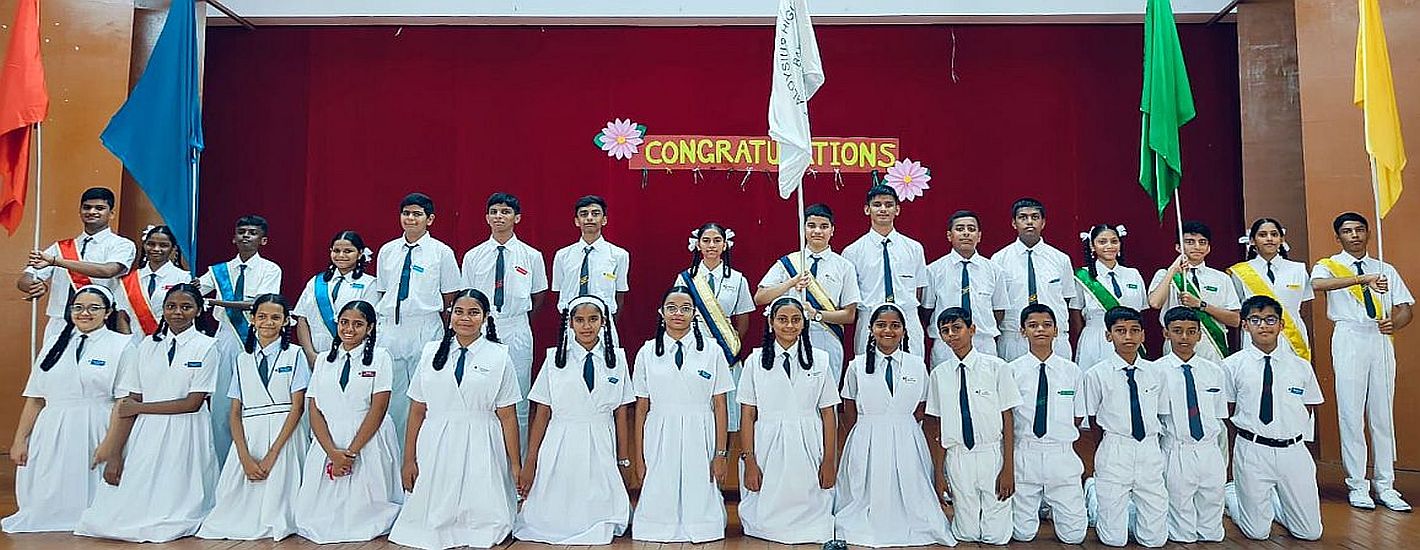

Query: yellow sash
[1318,258,1382,320]
[682,270,741,363]
[1230,262,1312,361]
[782,252,843,336]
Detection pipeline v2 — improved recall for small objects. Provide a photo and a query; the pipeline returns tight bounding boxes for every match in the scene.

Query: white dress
[74,328,221,542]
[292,346,403,543]
[1074,262,1147,372]
[514,344,635,545]
[197,342,312,541]
[672,263,755,431]
[389,338,523,549]
[293,270,381,354]
[834,349,956,547]
[631,335,734,542]
[737,342,840,544]
[2,327,126,533]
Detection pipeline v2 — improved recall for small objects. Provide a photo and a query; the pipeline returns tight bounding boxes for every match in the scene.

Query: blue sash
[313,274,339,340]
[778,255,845,339]
[212,262,250,340]
[680,270,741,365]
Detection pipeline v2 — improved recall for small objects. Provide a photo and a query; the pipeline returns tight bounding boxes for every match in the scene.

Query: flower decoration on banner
[883,158,932,201]
[593,119,647,160]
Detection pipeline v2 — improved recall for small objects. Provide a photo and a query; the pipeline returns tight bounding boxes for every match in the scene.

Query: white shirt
[1312,252,1415,328]
[842,229,928,309]
[841,347,928,406]
[757,248,863,334]
[114,261,190,332]
[373,233,464,322]
[1224,346,1322,439]
[673,262,756,317]
[1081,353,1166,439]
[1154,352,1228,443]
[926,349,1022,448]
[293,269,381,351]
[198,253,283,338]
[551,236,630,314]
[24,327,128,401]
[922,249,1009,338]
[1074,261,1148,318]
[118,328,221,399]
[1148,263,1242,315]
[26,228,136,318]
[1230,256,1312,350]
[991,239,1078,334]
[408,338,522,410]
[226,340,313,400]
[461,235,549,317]
[737,341,840,412]
[1008,353,1082,444]
[632,333,735,406]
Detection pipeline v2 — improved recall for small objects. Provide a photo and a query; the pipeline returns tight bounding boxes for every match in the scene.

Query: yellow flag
[1355,0,1406,217]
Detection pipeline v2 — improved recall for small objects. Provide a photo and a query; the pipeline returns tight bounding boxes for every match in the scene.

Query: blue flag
[100,0,203,273]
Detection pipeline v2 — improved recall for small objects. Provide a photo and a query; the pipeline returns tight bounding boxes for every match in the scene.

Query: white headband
[566,295,609,316]
[76,284,115,305]
[869,302,908,320]
[764,295,806,317]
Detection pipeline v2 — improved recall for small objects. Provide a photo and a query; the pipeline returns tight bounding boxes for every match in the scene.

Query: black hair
[323,229,370,281]
[1240,295,1284,318]
[1011,197,1046,218]
[235,214,269,236]
[324,300,378,366]
[865,184,899,205]
[142,224,188,271]
[804,203,834,224]
[1332,211,1369,235]
[242,293,293,354]
[1019,302,1056,326]
[1245,217,1290,260]
[1163,306,1201,327]
[152,283,206,342]
[574,195,608,214]
[1181,220,1212,241]
[80,187,116,208]
[39,287,119,372]
[400,192,436,215]
[654,285,705,357]
[947,209,980,228]
[759,297,815,371]
[688,222,734,279]
[487,192,522,214]
[431,289,502,371]
[1104,306,1143,329]
[1082,224,1128,278]
[936,306,973,329]
[554,297,617,370]
[864,304,910,375]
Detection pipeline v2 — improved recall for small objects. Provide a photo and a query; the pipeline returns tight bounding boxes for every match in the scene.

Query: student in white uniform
[1311,212,1414,511]
[115,224,189,341]
[515,295,635,544]
[75,284,220,542]
[1224,295,1324,541]
[1072,224,1147,372]
[922,209,1008,364]
[17,187,136,340]
[844,185,928,357]
[198,214,284,464]
[461,192,547,451]
[1147,220,1241,362]
[374,193,464,443]
[3,286,125,533]
[991,198,1078,361]
[926,307,1020,545]
[295,230,380,363]
[675,222,755,430]
[1229,218,1313,360]
[835,303,955,547]
[391,289,522,550]
[198,294,311,541]
[631,286,733,543]
[1154,307,1227,543]
[755,203,861,385]
[292,300,403,543]
[1008,304,1087,545]
[737,296,840,544]
[1081,306,1167,548]
[552,195,631,317]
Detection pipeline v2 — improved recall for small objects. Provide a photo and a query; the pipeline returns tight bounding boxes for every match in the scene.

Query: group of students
[2,184,1412,548]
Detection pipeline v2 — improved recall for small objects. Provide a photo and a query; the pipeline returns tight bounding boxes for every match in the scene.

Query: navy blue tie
[234,264,247,301]
[583,352,596,392]
[782,352,793,377]
[1266,261,1276,284]
[166,339,177,365]
[147,273,158,298]
[674,341,684,369]
[881,239,895,303]
[494,245,507,313]
[1026,249,1038,304]
[1356,261,1378,319]
[1260,356,1274,425]
[75,334,88,362]
[810,255,822,277]
[1033,362,1048,438]
[455,347,467,385]
[959,363,975,449]
[1182,364,1204,440]
[1127,367,1145,441]
[396,244,416,323]
[257,351,271,387]
[578,246,593,295]
[1109,271,1123,298]
[340,355,352,391]
[885,356,895,394]
[331,275,345,301]
[960,261,972,313]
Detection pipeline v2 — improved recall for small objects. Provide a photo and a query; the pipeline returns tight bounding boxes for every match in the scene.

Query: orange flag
[0,0,49,235]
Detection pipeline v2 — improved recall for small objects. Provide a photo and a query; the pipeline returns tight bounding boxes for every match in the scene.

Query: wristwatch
[1198,300,1209,309]
[812,311,824,323]
[617,458,631,468]
[740,451,755,460]
[715,449,730,458]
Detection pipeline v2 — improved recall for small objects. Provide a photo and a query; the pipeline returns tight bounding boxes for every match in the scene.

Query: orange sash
[56,239,94,288]
[120,270,159,335]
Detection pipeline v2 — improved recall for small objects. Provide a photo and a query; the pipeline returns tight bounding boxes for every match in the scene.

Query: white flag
[769,0,824,199]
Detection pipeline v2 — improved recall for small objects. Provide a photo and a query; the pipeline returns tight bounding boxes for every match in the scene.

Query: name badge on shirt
[276,366,293,373]
[1127,283,1139,289]
[974,388,993,396]
[411,265,426,273]
[603,272,617,280]
[1204,285,1219,292]
[607,376,620,384]
[1289,387,1305,395]
[698,370,713,380]
[1048,277,1061,284]
[902,375,919,383]
[351,283,366,289]
[185,361,203,368]
[806,370,823,377]
[1058,389,1075,396]
[515,266,529,276]
[472,365,490,374]
[1286,284,1301,290]
[1206,387,1221,393]
[89,359,107,367]
[360,370,377,378]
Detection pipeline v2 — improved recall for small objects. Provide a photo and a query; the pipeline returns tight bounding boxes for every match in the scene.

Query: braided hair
[554,297,617,370]
[1082,224,1127,279]
[688,222,734,280]
[38,287,118,372]
[760,297,815,371]
[1245,218,1291,260]
[153,283,205,342]
[324,300,378,366]
[432,289,502,371]
[242,294,294,354]
[323,229,371,282]
[655,285,705,356]
[864,304,910,375]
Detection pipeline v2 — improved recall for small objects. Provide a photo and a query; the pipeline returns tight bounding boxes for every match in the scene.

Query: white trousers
[945,442,1012,545]
[998,330,1071,363]
[1162,437,1225,543]
[1332,323,1396,493]
[380,312,445,446]
[1012,439,1087,544]
[1231,436,1322,541]
[1094,434,1167,548]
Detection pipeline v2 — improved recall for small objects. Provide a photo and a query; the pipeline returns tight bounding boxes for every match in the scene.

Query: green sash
[1171,272,1229,357]
[1074,268,1122,310]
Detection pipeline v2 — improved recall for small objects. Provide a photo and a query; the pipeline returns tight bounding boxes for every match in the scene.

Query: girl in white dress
[1071,224,1147,371]
[75,283,221,542]
[198,294,311,541]
[294,230,380,363]
[292,300,402,543]
[631,285,733,542]
[515,295,635,544]
[3,286,125,533]
[672,223,756,430]
[390,289,522,549]
[1230,217,1313,357]
[738,296,840,544]
[834,303,956,546]
[116,224,189,341]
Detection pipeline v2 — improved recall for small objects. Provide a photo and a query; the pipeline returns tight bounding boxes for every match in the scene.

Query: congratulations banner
[627,135,899,172]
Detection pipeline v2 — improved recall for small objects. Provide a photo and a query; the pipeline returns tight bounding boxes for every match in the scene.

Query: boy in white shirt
[1155,307,1228,543]
[922,209,1008,364]
[18,187,136,339]
[551,195,630,317]
[991,198,1078,361]
[843,185,927,357]
[1147,220,1241,362]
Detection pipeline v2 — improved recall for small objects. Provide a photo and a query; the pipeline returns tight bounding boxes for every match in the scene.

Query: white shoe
[1350,489,1377,510]
[1378,490,1412,512]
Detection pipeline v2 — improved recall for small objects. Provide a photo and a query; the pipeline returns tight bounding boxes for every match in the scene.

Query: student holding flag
[17,187,136,340]
[1146,221,1240,363]
[1229,218,1313,359]
[674,222,754,429]
[294,230,379,363]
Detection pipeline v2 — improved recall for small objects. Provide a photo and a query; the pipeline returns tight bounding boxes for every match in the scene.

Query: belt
[1237,428,1303,448]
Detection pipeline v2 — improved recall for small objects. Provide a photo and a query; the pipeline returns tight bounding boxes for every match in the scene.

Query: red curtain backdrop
[200,23,1242,360]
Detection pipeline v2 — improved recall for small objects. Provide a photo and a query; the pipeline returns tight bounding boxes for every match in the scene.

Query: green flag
[1140,0,1196,218]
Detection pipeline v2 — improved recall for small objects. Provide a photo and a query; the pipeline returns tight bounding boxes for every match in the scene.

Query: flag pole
[28,0,43,370]
[190,153,200,277]
[1369,156,1391,319]
[795,178,808,301]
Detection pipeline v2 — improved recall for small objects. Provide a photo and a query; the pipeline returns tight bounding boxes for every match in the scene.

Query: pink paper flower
[884,158,931,201]
[597,119,645,160]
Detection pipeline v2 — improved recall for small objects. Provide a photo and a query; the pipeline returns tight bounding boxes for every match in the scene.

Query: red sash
[56,239,94,288]
[120,270,159,335]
